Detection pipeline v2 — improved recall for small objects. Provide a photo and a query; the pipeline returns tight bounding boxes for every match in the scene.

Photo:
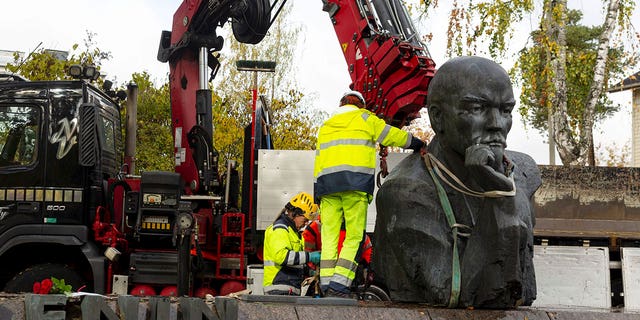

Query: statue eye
[469,104,483,113]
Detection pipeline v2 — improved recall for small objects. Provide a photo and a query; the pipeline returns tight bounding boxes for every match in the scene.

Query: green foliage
[269,90,318,150]
[50,277,72,294]
[132,5,320,179]
[6,30,111,82]
[512,9,627,136]
[595,141,630,167]
[212,92,247,169]
[130,72,173,173]
[421,0,534,59]
[212,4,321,174]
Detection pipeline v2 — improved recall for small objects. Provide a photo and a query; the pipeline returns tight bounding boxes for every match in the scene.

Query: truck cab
[0,79,122,293]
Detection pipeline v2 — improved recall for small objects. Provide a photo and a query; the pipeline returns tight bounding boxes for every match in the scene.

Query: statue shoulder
[377,153,436,210]
[506,150,542,195]
[385,153,429,181]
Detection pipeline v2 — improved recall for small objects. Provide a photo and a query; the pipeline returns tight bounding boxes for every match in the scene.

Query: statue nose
[486,108,505,129]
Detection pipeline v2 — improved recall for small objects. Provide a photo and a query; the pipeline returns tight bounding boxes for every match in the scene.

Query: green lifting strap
[424,154,461,308]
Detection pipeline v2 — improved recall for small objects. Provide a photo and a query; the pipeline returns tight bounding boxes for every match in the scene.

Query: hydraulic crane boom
[156,0,434,232]
[322,0,436,127]
[157,0,274,194]
[158,0,433,193]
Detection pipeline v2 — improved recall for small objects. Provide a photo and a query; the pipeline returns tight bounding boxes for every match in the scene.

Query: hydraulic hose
[232,0,272,44]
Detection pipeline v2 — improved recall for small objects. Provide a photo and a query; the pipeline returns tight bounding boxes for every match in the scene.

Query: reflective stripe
[284,251,307,266]
[335,264,356,279]
[331,273,352,287]
[361,113,369,121]
[264,284,300,295]
[300,252,307,264]
[376,125,391,144]
[316,165,375,178]
[318,138,375,150]
[286,251,296,265]
[320,276,331,286]
[403,133,413,148]
[273,223,288,230]
[269,263,304,270]
[320,259,337,269]
[336,258,358,274]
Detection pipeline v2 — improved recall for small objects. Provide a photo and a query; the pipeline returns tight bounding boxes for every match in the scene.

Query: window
[0,106,39,167]
[101,117,115,154]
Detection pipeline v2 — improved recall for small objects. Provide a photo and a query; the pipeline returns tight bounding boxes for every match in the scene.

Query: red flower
[40,279,53,294]
[33,278,53,294]
[32,282,40,294]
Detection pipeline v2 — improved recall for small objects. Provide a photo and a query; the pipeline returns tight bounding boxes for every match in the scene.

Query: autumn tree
[212,4,321,171]
[6,30,111,82]
[513,8,628,164]
[595,141,631,167]
[130,72,174,173]
[420,0,638,166]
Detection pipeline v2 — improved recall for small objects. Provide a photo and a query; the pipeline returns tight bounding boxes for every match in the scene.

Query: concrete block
[237,301,299,320]
[215,296,238,320]
[296,305,428,320]
[178,297,219,320]
[148,296,173,320]
[80,295,119,320]
[0,295,25,320]
[24,294,67,320]
[117,296,146,319]
[546,309,640,320]
[428,308,551,320]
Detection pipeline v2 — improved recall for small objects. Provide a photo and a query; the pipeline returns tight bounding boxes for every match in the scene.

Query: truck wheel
[4,263,87,293]
[358,284,391,301]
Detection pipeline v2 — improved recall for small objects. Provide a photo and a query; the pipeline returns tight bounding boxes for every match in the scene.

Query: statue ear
[428,105,443,134]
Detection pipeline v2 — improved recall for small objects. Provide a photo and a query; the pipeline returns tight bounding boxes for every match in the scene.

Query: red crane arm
[322,0,436,127]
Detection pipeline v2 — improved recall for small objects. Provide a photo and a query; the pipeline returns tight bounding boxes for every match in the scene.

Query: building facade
[609,71,640,167]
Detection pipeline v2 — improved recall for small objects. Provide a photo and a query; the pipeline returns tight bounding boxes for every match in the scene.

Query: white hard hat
[341,90,365,105]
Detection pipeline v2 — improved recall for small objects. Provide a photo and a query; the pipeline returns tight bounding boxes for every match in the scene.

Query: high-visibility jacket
[302,220,372,266]
[314,105,413,198]
[263,213,309,295]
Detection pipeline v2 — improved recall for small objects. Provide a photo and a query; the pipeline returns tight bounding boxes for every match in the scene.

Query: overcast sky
[1,0,636,165]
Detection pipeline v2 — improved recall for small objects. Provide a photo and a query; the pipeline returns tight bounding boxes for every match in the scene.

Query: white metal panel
[247,264,264,295]
[257,150,315,230]
[256,149,411,232]
[622,247,640,311]
[532,245,611,309]
[111,275,129,295]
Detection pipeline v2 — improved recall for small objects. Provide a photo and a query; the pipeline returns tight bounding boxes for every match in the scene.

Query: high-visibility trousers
[319,190,369,293]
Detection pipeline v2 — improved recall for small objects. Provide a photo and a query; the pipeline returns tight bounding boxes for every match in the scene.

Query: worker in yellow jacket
[314,91,425,297]
[263,192,320,295]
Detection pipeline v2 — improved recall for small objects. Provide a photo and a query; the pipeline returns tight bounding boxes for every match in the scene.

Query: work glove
[309,251,321,265]
[408,136,426,153]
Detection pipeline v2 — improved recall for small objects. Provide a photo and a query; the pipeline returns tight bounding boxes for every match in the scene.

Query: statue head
[427,56,515,163]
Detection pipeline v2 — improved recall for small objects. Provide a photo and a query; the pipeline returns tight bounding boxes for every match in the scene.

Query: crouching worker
[263,192,321,295]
